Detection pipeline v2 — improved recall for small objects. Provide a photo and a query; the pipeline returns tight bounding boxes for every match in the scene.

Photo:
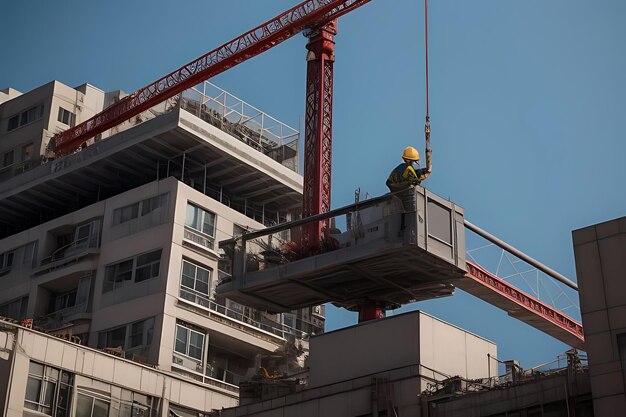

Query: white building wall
[0,324,238,417]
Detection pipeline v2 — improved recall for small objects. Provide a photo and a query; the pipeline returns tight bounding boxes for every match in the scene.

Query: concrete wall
[307,311,496,389]
[419,312,498,388]
[0,80,105,178]
[573,216,626,417]
[1,324,237,417]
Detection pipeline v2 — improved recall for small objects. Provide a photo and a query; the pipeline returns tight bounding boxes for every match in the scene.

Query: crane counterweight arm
[51,0,371,156]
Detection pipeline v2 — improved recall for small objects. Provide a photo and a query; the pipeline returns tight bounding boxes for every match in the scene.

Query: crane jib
[51,0,371,155]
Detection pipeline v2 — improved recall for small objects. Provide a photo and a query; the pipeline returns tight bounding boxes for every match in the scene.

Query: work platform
[217,187,466,312]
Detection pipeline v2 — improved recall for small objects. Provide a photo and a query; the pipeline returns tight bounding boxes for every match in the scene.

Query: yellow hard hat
[402,146,420,161]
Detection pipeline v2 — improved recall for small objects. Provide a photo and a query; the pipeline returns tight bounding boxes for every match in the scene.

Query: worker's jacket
[386,162,429,192]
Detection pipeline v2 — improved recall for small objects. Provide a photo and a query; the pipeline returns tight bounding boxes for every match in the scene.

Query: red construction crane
[49,0,374,250]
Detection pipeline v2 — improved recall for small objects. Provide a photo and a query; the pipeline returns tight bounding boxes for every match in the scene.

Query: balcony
[36,302,91,332]
[177,290,308,343]
[35,220,101,276]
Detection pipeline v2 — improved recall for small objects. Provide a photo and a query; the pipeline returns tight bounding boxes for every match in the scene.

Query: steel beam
[460,261,585,349]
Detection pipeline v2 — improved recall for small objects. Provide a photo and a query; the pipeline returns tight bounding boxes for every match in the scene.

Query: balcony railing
[180,81,299,172]
[183,227,215,252]
[36,302,89,331]
[206,365,243,387]
[178,288,308,341]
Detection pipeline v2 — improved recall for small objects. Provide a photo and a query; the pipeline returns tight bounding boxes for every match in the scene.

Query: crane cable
[424,0,433,175]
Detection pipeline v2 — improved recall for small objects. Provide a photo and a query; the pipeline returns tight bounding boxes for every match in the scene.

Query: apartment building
[0,79,323,416]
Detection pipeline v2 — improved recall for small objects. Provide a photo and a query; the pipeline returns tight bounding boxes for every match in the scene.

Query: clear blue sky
[2,0,625,368]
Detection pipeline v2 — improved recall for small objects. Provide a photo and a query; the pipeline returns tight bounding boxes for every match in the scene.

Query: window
[97,317,154,358]
[134,251,161,283]
[0,250,14,270]
[179,260,212,306]
[8,115,19,131]
[0,296,28,320]
[112,194,168,226]
[3,150,13,168]
[7,104,43,132]
[24,361,73,417]
[76,390,109,417]
[233,224,247,238]
[50,290,77,313]
[103,249,162,293]
[118,390,156,417]
[22,142,34,161]
[57,107,76,126]
[103,259,133,292]
[185,204,216,237]
[174,322,205,361]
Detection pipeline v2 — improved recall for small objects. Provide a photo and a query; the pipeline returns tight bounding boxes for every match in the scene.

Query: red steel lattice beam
[51,0,371,155]
[461,261,585,350]
[302,20,336,247]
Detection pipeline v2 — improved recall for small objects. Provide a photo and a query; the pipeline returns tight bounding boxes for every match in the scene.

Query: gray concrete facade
[573,217,626,416]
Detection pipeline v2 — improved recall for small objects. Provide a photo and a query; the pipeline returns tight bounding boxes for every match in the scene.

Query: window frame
[76,389,110,417]
[102,249,162,293]
[179,259,213,306]
[174,323,205,361]
[21,142,34,161]
[185,203,216,239]
[24,361,73,417]
[3,150,14,168]
[112,194,168,227]
[7,104,43,132]
[97,317,155,357]
[57,107,76,126]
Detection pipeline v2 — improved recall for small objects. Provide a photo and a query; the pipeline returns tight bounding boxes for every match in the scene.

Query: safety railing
[464,223,581,322]
[219,192,403,283]
[180,81,299,172]
[178,289,308,340]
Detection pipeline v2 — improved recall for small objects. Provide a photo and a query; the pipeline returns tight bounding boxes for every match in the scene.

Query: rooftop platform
[0,82,303,238]
[217,187,466,312]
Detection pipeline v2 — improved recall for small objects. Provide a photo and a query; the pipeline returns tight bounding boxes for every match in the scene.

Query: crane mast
[302,20,337,248]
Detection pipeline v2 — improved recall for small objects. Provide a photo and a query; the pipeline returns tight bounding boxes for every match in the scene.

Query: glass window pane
[175,326,187,354]
[196,268,209,284]
[189,332,204,360]
[46,366,59,380]
[29,361,45,376]
[181,274,194,289]
[182,261,195,277]
[135,266,151,283]
[76,394,93,417]
[25,377,41,402]
[186,204,199,230]
[195,280,209,295]
[93,399,110,417]
[44,381,56,406]
[202,212,215,236]
[109,327,126,348]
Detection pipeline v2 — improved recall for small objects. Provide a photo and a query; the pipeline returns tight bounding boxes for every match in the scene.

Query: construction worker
[386,146,431,192]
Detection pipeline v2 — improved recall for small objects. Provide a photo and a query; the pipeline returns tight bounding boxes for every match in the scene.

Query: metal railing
[41,236,98,265]
[180,81,299,172]
[178,289,308,340]
[464,223,581,322]
[183,227,215,251]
